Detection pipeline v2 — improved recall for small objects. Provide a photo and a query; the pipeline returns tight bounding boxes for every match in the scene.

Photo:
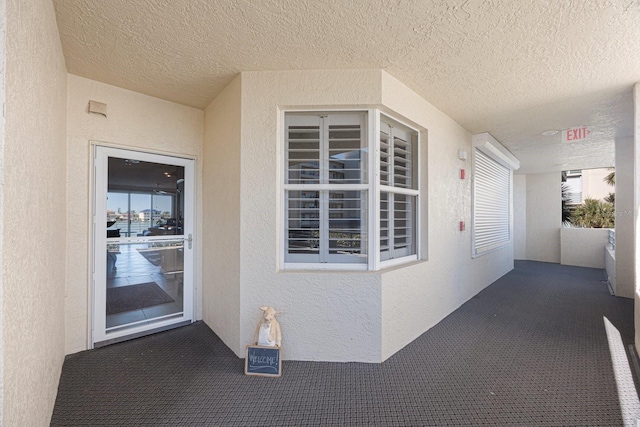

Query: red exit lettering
[564,126,591,143]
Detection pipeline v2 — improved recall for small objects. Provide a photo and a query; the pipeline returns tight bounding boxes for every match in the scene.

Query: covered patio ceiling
[52,0,640,174]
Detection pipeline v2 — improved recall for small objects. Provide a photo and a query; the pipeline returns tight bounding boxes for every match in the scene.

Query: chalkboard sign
[245,345,282,377]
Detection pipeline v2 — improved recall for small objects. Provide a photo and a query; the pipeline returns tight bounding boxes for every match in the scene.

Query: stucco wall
[616,137,634,299]
[65,75,203,354]
[633,83,640,354]
[238,70,383,362]
[0,0,6,419]
[202,75,242,352]
[201,69,514,362]
[526,172,561,262]
[513,174,527,259]
[4,0,67,424]
[379,73,514,360]
[560,228,610,268]
[605,245,615,292]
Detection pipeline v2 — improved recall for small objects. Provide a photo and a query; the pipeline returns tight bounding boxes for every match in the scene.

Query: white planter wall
[560,228,611,268]
[605,245,616,293]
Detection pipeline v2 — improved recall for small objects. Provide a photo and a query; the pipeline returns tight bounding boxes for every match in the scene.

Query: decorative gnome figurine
[253,306,282,347]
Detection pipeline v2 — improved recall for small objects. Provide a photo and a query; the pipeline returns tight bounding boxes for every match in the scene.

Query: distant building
[138,209,162,222]
[106,209,118,221]
[563,168,614,205]
[582,168,614,202]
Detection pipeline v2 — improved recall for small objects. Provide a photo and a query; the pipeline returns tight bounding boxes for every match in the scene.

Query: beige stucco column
[616,134,635,298]
[634,82,640,351]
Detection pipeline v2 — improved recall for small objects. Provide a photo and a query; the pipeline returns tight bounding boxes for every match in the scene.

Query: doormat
[106,282,174,315]
[137,249,163,266]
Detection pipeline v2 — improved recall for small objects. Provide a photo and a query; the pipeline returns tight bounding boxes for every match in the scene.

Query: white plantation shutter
[473,148,510,255]
[392,128,412,189]
[379,118,418,262]
[285,112,367,264]
[283,110,421,270]
[286,115,321,185]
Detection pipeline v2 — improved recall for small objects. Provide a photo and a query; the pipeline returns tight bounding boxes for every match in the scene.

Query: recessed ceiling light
[541,130,559,136]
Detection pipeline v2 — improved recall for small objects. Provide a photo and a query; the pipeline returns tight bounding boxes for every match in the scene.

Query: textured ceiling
[52,0,640,174]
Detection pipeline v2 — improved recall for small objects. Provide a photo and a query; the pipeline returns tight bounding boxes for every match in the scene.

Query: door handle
[186,233,193,249]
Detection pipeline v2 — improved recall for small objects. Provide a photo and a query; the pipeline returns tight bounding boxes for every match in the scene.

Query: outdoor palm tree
[604,193,615,204]
[604,170,615,186]
[570,198,614,228]
[603,168,615,205]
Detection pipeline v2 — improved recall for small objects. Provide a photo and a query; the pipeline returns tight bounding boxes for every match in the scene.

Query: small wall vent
[88,100,107,117]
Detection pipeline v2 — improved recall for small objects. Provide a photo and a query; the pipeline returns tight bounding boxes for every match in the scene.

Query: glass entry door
[92,146,195,345]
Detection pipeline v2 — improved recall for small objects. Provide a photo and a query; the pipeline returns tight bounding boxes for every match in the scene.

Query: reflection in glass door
[94,146,195,346]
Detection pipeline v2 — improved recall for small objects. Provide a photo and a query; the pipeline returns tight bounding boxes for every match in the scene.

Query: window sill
[280,255,421,273]
[281,262,369,272]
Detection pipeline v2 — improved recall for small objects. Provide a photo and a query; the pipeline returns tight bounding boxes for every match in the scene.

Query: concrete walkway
[51,261,639,426]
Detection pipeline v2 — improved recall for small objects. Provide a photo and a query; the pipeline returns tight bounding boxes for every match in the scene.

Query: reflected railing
[609,230,616,250]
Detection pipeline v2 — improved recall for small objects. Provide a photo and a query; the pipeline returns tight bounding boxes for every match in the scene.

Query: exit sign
[563,126,591,143]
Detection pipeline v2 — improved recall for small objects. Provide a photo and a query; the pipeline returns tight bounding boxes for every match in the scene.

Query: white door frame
[91,145,196,346]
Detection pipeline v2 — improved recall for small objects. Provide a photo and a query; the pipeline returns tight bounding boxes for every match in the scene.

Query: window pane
[328,191,362,254]
[380,192,390,261]
[393,131,413,189]
[328,123,365,184]
[328,190,367,262]
[107,158,184,237]
[379,118,418,263]
[379,192,417,260]
[284,112,370,266]
[381,119,417,191]
[393,194,414,253]
[287,191,320,255]
[380,127,390,186]
[287,125,320,184]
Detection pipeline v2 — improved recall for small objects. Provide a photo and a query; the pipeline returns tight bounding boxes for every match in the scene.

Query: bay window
[283,111,420,270]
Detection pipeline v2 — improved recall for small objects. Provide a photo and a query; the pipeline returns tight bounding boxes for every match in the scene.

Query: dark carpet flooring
[51,261,638,426]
